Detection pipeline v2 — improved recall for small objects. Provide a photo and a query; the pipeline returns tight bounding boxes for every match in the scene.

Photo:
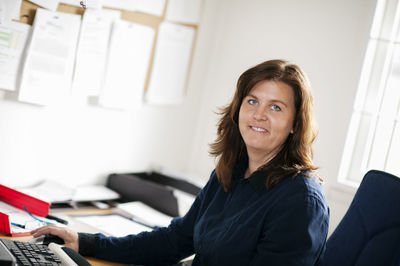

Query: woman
[32,59,329,266]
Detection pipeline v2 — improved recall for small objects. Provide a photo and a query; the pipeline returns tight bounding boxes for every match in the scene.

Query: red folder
[0,184,51,236]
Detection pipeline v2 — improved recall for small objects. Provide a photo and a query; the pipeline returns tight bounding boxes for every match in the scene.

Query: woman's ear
[290,129,294,134]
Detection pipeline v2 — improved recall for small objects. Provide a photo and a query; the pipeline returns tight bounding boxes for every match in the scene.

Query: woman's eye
[248,99,257,105]
[271,105,281,111]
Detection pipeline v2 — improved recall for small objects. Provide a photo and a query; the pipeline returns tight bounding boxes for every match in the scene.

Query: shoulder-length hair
[209,59,320,192]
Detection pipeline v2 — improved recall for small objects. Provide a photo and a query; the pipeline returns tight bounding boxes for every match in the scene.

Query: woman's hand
[30,225,79,252]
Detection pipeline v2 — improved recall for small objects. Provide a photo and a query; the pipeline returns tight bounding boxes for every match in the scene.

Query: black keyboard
[0,239,62,266]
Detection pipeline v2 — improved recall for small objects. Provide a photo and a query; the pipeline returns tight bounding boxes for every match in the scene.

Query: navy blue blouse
[79,162,329,266]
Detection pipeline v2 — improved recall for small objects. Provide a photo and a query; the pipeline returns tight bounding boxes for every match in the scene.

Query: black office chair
[321,170,400,266]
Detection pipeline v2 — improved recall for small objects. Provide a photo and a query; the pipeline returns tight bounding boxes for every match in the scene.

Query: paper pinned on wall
[27,0,60,11]
[0,21,30,91]
[102,0,166,17]
[72,9,121,98]
[165,0,203,25]
[99,19,155,110]
[0,0,22,24]
[59,0,102,9]
[18,8,81,106]
[145,22,195,105]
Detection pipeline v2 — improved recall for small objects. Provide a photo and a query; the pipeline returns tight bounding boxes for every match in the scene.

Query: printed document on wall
[0,21,30,91]
[72,9,121,98]
[146,22,195,105]
[0,0,22,24]
[102,0,166,16]
[165,0,202,25]
[18,8,81,106]
[60,0,102,9]
[28,0,59,11]
[99,20,155,110]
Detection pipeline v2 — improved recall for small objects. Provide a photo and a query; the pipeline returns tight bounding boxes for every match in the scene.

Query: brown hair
[209,59,319,192]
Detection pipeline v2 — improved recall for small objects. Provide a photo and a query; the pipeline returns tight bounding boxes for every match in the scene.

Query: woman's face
[238,80,296,160]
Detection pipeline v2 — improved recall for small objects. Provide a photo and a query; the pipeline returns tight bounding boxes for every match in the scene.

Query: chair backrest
[322,170,400,266]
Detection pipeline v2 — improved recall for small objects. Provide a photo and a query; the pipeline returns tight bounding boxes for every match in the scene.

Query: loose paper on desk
[72,9,120,98]
[0,21,30,91]
[75,214,152,237]
[0,202,65,234]
[102,0,166,17]
[165,0,203,25]
[18,8,81,106]
[28,0,59,11]
[146,22,195,105]
[0,0,21,24]
[117,201,173,228]
[17,180,120,203]
[60,0,102,9]
[99,20,154,110]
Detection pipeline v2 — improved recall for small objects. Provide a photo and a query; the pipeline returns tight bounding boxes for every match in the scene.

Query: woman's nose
[253,107,267,121]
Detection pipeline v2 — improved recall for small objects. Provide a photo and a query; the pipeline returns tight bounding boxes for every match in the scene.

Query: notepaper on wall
[0,21,30,91]
[165,0,203,25]
[99,19,155,110]
[28,0,60,11]
[102,0,166,17]
[60,0,102,9]
[72,9,121,98]
[18,8,81,106]
[0,0,22,24]
[146,22,195,105]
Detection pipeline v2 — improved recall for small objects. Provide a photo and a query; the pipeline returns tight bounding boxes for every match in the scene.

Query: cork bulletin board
[16,0,199,94]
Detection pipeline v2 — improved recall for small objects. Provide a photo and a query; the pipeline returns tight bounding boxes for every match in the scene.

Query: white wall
[187,0,377,233]
[0,0,377,233]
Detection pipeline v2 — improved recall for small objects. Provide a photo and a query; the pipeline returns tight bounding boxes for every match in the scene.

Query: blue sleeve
[249,193,329,266]
[78,173,215,265]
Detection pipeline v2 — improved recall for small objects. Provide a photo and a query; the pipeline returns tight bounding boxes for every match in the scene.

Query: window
[338,0,400,187]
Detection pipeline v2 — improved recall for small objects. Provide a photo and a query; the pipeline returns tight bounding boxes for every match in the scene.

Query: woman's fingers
[30,225,79,252]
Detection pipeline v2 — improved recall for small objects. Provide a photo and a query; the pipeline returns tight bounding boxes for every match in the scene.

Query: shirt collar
[233,153,267,191]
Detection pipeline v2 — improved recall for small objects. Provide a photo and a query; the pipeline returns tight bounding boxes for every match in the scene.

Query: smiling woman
[238,80,296,178]
[31,59,329,266]
[210,59,321,191]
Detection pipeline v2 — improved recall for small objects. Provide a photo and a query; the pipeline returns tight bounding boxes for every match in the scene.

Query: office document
[18,180,120,203]
[117,201,173,227]
[60,0,102,9]
[72,9,121,98]
[146,22,195,105]
[99,19,155,110]
[0,0,21,24]
[28,0,60,11]
[18,8,81,106]
[165,0,203,25]
[0,21,30,91]
[102,0,166,17]
[75,214,152,236]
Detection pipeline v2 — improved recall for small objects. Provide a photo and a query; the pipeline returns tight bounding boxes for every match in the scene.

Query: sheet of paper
[117,201,173,227]
[0,21,30,91]
[0,0,22,24]
[28,0,59,11]
[18,180,120,203]
[173,189,196,216]
[60,0,102,9]
[0,202,65,233]
[102,0,166,17]
[99,19,155,110]
[17,180,75,203]
[146,22,195,105]
[18,8,81,106]
[75,214,152,236]
[165,0,203,25]
[72,9,120,97]
[73,185,120,201]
